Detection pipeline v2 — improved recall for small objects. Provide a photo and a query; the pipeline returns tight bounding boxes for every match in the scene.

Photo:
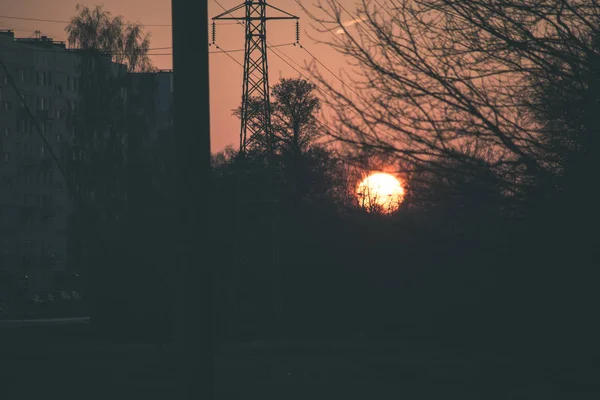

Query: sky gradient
[1,0,358,152]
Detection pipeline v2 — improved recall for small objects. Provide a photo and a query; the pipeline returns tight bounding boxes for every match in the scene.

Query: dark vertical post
[172,1,214,399]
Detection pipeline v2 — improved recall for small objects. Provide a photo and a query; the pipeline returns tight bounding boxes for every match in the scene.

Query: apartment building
[128,69,173,146]
[0,29,173,305]
[0,30,80,299]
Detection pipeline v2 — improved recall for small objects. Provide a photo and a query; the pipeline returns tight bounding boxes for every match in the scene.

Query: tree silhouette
[271,78,321,154]
[308,0,600,193]
[232,78,331,204]
[66,4,155,73]
[65,4,158,335]
[297,1,600,355]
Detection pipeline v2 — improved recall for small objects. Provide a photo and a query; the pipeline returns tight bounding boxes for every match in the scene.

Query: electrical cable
[0,14,171,27]
[0,59,72,194]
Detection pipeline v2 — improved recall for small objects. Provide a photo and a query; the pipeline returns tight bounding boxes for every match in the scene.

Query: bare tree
[65,4,157,329]
[305,0,600,194]
[66,3,155,73]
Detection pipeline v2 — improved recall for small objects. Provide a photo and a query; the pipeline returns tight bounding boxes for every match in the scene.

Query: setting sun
[356,173,405,213]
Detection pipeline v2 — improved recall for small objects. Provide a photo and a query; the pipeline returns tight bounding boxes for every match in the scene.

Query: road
[0,321,598,399]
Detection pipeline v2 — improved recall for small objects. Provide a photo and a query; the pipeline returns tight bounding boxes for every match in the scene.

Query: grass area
[1,323,598,399]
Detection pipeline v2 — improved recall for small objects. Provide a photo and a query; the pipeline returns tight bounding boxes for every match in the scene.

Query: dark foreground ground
[1,321,598,400]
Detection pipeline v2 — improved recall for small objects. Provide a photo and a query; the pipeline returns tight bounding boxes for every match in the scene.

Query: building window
[2,76,8,85]
[56,134,61,143]
[3,101,11,111]
[19,69,24,83]
[41,145,45,157]
[39,96,46,110]
[3,127,8,137]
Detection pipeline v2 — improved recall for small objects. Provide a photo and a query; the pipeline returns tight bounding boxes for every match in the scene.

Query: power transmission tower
[213,0,298,154]
[212,1,299,340]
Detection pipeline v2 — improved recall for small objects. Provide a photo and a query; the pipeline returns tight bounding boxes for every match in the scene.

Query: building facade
[0,30,80,300]
[1,29,174,306]
[127,69,173,196]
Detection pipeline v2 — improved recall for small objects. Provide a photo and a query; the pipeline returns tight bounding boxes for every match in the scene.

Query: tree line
[66,1,600,361]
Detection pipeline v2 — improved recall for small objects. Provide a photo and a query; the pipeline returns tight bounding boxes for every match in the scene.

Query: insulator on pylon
[296,21,300,43]
[212,21,216,44]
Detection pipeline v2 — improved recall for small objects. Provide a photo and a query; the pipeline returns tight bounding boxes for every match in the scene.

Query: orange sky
[0,0,357,152]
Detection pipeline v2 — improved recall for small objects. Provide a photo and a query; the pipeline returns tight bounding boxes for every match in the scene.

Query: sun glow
[356,172,405,213]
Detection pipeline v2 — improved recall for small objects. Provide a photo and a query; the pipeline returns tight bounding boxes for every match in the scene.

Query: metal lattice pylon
[213,1,298,154]
[212,1,298,340]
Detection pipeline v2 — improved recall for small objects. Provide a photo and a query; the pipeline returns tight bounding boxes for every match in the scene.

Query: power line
[211,45,243,67]
[0,43,294,57]
[292,0,344,47]
[0,46,171,52]
[213,0,343,134]
[372,0,395,19]
[0,48,174,57]
[0,14,172,27]
[266,35,400,151]
[213,0,330,98]
[213,0,243,25]
[0,19,33,31]
[209,42,295,55]
[0,59,72,194]
[289,0,387,112]
[211,0,376,144]
[300,45,367,103]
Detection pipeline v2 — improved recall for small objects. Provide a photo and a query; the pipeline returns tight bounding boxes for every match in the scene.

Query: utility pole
[212,0,298,154]
[172,1,214,399]
[212,0,298,340]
